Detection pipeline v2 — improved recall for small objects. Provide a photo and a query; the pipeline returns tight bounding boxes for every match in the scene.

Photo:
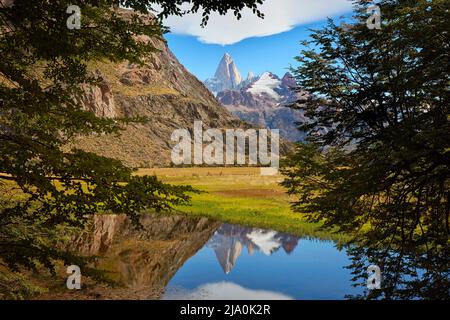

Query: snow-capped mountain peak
[204,54,306,142]
[246,71,255,82]
[205,53,242,93]
[247,72,282,100]
[214,52,242,88]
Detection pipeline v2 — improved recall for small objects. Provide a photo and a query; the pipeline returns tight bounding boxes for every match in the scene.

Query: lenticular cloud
[160,0,352,45]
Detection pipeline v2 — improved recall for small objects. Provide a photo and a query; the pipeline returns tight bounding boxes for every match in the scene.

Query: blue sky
[160,0,354,81]
[165,21,329,81]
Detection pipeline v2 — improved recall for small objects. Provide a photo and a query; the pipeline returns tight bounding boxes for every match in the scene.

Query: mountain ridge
[204,54,307,142]
[70,15,255,168]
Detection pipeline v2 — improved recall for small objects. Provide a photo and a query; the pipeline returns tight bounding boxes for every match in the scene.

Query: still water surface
[163,223,362,299]
[75,215,363,299]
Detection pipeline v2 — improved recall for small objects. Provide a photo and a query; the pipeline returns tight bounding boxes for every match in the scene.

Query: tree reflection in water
[345,233,449,300]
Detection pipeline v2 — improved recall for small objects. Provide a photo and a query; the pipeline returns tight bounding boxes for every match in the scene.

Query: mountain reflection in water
[40,212,446,300]
[207,224,299,274]
[164,223,362,300]
[68,214,361,300]
[69,214,221,299]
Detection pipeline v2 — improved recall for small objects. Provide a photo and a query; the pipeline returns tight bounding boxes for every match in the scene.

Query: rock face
[204,53,243,94]
[0,0,14,7]
[81,72,117,118]
[203,54,307,142]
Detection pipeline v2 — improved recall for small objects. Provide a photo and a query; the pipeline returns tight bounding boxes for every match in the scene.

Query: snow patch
[247,229,281,255]
[247,72,282,100]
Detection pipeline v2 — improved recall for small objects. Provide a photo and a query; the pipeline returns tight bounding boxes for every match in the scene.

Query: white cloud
[160,0,353,45]
[164,282,294,300]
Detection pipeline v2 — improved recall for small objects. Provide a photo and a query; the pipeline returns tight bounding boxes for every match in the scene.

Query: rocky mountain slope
[204,54,307,142]
[71,13,252,168]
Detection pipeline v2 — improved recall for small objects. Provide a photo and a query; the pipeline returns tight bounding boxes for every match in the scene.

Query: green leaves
[285,0,449,299]
[0,0,265,298]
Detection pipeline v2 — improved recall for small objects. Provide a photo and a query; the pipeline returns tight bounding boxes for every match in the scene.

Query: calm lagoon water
[163,224,362,300]
[65,214,447,300]
[74,215,364,299]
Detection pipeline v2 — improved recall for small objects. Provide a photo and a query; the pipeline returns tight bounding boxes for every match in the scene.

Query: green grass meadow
[139,167,345,241]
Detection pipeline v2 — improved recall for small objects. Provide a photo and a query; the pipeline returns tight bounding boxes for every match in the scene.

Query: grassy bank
[137,167,345,241]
